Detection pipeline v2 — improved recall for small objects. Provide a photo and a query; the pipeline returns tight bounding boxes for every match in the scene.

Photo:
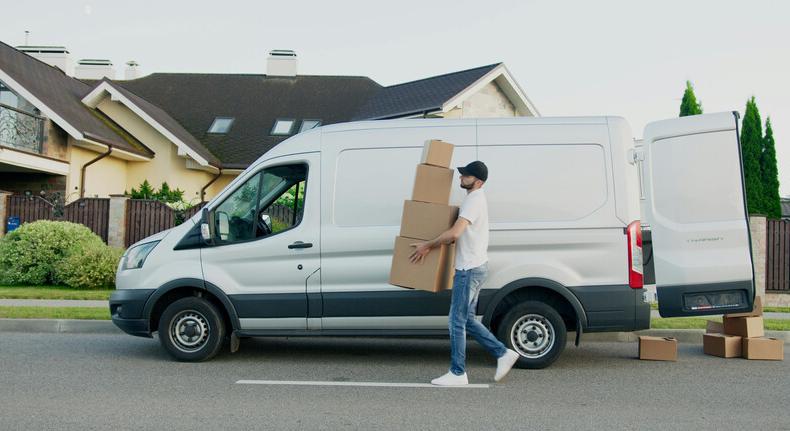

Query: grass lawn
[0,286,113,300]
[0,306,109,320]
[651,317,790,331]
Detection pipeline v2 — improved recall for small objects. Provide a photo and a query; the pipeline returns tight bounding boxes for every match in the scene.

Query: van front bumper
[110,289,156,338]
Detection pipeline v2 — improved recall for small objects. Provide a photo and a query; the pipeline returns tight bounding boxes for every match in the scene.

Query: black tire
[496,300,567,369]
[157,297,226,362]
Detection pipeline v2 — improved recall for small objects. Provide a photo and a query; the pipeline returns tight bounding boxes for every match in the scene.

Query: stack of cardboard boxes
[704,297,784,360]
[389,140,458,293]
[638,297,784,362]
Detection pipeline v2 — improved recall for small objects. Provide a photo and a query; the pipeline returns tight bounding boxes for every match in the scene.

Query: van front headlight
[123,241,160,270]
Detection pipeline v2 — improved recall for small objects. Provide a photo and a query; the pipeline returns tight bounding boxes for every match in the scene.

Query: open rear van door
[642,112,755,317]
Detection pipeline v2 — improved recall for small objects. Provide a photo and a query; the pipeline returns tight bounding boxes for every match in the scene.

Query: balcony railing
[0,103,45,154]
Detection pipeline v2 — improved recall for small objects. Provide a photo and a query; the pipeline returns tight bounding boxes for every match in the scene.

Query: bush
[53,245,124,289]
[0,221,105,285]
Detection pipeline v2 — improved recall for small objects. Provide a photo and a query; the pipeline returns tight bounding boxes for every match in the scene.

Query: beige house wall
[95,99,222,203]
[442,82,517,119]
[66,141,128,200]
[205,174,236,199]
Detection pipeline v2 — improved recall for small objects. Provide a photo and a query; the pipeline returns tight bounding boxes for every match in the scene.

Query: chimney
[267,49,297,77]
[124,60,141,80]
[17,45,74,76]
[74,59,116,80]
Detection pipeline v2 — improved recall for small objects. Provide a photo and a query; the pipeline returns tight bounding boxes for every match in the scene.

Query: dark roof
[118,73,382,168]
[101,79,220,166]
[351,63,500,120]
[0,41,152,158]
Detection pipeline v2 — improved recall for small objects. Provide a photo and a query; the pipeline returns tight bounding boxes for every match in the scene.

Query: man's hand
[409,242,432,264]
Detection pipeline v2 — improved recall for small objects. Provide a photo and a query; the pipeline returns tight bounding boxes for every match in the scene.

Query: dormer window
[299,119,321,133]
[207,117,234,134]
[271,119,295,136]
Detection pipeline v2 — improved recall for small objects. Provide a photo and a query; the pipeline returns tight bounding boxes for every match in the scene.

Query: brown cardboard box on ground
[412,164,454,205]
[703,333,743,358]
[420,139,454,168]
[724,296,763,318]
[389,236,455,293]
[723,315,764,338]
[638,336,678,361]
[742,337,784,360]
[400,200,459,241]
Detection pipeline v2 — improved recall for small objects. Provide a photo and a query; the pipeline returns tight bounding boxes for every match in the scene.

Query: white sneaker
[430,371,469,386]
[494,349,520,382]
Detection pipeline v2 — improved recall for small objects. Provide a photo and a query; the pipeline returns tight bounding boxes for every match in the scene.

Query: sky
[2,0,788,196]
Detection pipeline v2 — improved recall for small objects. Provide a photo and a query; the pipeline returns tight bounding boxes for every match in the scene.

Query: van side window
[213,164,308,244]
[259,178,306,236]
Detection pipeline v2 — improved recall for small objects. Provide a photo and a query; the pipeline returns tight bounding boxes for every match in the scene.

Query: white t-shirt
[455,188,489,270]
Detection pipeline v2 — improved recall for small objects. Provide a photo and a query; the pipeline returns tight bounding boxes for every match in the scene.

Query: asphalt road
[1,333,788,430]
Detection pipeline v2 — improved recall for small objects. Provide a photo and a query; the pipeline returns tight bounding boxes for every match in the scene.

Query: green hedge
[0,220,122,289]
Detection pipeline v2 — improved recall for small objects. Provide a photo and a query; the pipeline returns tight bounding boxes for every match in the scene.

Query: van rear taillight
[627,220,643,289]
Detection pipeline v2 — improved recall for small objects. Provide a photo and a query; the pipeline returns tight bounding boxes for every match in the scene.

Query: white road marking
[236,379,490,389]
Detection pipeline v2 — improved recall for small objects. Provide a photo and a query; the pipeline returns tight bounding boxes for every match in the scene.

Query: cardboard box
[723,315,764,338]
[706,320,724,334]
[400,200,459,241]
[724,296,763,318]
[389,236,455,293]
[638,336,678,361]
[412,164,454,205]
[703,333,743,358]
[420,139,454,168]
[742,337,784,361]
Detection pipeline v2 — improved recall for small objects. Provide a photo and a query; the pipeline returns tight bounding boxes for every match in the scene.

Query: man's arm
[409,217,469,264]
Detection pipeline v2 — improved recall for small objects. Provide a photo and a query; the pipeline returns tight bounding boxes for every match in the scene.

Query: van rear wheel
[158,297,225,362]
[496,301,566,369]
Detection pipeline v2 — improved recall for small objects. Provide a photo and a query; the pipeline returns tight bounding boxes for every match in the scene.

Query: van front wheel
[496,301,566,369]
[158,297,226,362]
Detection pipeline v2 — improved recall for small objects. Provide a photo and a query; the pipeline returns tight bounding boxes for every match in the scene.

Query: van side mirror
[216,211,230,241]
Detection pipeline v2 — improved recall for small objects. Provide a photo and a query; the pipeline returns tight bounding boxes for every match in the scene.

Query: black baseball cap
[457,161,488,182]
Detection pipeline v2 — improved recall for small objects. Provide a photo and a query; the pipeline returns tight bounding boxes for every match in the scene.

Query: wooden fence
[125,200,175,247]
[5,196,109,242]
[767,219,789,292]
[6,195,54,224]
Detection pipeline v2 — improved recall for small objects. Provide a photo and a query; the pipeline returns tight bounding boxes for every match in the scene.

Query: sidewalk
[0,299,108,308]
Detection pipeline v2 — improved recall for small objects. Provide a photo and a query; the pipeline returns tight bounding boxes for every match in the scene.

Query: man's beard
[460,182,473,190]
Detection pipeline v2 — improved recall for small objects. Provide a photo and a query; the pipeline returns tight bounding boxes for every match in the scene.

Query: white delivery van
[110,112,755,368]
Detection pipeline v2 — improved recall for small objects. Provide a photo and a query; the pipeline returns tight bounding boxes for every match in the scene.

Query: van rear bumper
[110,289,155,338]
[569,285,651,332]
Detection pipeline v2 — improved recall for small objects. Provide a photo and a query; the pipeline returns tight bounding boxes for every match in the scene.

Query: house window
[207,117,234,134]
[271,119,295,136]
[299,119,321,133]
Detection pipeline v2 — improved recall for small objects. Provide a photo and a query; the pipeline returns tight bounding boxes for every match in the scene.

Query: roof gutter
[80,144,112,198]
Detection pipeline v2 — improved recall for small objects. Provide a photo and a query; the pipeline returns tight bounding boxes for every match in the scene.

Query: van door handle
[288,241,313,249]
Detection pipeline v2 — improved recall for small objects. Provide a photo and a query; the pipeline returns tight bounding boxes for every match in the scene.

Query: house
[781,197,790,220]
[0,41,539,204]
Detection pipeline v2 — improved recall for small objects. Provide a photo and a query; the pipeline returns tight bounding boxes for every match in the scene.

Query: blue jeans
[449,263,507,375]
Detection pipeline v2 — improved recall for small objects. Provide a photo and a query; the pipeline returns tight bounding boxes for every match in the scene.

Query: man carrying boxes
[392,139,519,386]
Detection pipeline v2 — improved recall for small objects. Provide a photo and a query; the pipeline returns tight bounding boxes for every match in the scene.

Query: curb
[0,319,121,334]
[0,319,788,343]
